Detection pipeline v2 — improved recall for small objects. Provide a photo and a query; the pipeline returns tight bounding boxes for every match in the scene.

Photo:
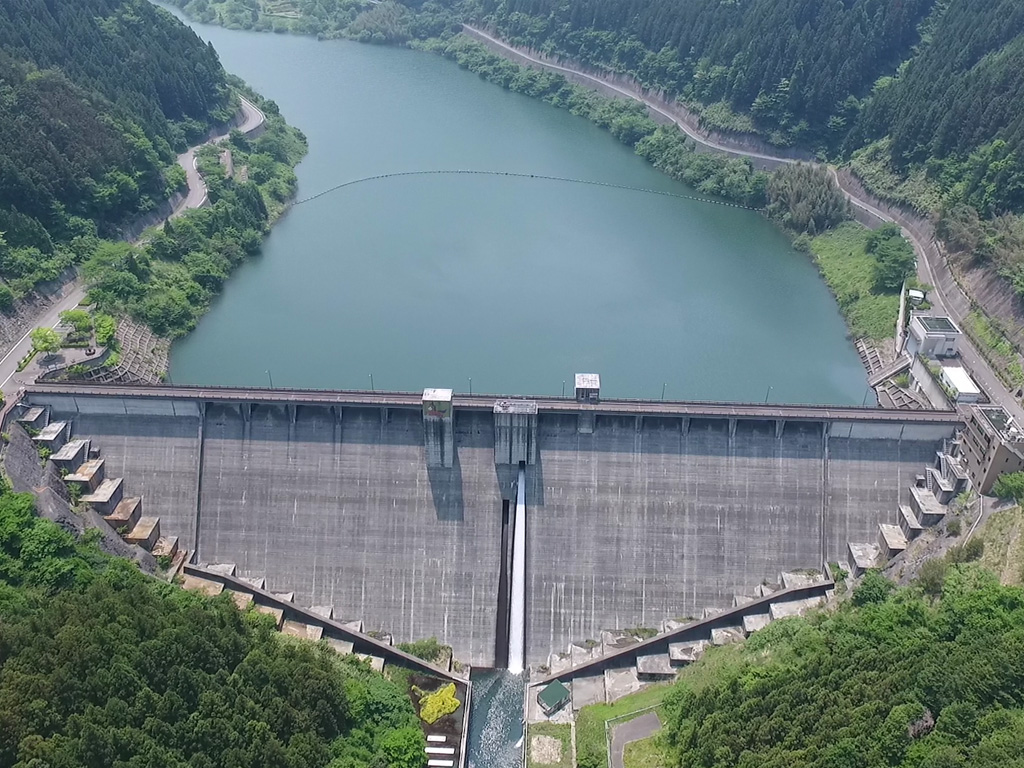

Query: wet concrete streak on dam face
[39,395,949,666]
[523,415,940,662]
[198,404,508,664]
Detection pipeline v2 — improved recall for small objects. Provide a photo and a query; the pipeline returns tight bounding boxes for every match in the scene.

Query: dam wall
[25,385,960,667]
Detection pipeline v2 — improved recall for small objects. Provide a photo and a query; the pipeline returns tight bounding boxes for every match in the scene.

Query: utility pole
[265,369,274,388]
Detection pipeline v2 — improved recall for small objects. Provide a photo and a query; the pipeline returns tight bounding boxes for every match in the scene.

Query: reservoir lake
[163,8,869,404]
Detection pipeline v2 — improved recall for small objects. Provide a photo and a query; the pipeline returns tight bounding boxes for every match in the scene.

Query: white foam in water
[467,670,525,768]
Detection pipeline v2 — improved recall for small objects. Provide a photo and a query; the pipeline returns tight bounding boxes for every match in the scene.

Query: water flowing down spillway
[508,465,527,675]
[159,3,869,404]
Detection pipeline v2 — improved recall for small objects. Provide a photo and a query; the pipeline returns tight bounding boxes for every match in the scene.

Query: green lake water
[163,9,869,404]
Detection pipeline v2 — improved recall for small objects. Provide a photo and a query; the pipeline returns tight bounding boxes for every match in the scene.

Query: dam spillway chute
[507,462,527,675]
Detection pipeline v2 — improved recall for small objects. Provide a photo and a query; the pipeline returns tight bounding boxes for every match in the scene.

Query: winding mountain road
[0,95,265,397]
[174,95,265,215]
[466,25,1024,420]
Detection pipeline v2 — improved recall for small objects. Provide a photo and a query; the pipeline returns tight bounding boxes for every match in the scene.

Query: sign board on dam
[23,383,960,667]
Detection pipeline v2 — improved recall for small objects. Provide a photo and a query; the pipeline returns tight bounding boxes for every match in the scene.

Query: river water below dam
[161,5,868,402]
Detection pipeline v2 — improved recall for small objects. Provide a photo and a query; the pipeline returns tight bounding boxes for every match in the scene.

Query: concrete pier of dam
[20,383,962,667]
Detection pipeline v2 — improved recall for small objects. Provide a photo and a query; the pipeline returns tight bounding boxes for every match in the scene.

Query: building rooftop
[941,366,980,396]
[17,406,45,424]
[51,439,88,463]
[978,406,1024,440]
[537,680,570,711]
[917,316,959,334]
[66,458,104,483]
[33,421,66,442]
[422,388,453,402]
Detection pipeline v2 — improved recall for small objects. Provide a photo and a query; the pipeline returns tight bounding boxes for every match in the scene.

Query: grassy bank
[808,222,900,340]
[575,684,673,768]
[576,642,748,768]
[624,735,666,768]
[977,505,1024,586]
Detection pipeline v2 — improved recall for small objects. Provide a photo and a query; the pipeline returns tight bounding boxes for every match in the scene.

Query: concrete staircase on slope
[844,440,969,576]
[23,405,462,674]
[528,568,832,717]
[14,403,469,768]
[19,407,184,570]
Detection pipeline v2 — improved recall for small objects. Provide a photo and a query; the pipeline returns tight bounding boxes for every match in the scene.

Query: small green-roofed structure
[537,680,570,716]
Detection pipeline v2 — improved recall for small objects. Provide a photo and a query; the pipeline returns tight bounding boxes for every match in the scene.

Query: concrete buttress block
[493,400,538,465]
[422,389,454,468]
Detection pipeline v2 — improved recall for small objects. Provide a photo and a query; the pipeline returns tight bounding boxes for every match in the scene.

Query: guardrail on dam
[21,383,962,667]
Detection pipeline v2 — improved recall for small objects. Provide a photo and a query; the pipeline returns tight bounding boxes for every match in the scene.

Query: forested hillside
[656,568,1024,768]
[0,485,426,767]
[476,0,931,148]
[0,0,232,297]
[0,0,230,147]
[469,0,1024,213]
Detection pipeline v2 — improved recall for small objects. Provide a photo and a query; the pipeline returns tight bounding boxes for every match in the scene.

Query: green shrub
[992,472,1024,503]
[416,682,460,725]
[853,569,894,605]
[397,636,445,662]
[917,558,949,597]
[94,313,117,346]
[947,518,962,537]
[948,538,985,563]
[59,309,93,335]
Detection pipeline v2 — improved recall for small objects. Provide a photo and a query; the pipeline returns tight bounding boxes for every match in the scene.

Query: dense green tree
[867,223,917,291]
[0,0,231,148]
[59,309,94,335]
[992,471,1024,502]
[0,487,427,768]
[0,0,306,336]
[661,566,1024,768]
[0,0,236,305]
[766,164,850,235]
[468,0,933,148]
[29,326,61,355]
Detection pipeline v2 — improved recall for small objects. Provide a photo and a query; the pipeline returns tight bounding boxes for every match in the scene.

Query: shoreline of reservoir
[155,4,869,404]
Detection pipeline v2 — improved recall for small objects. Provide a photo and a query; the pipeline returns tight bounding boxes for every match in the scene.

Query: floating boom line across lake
[293,169,761,211]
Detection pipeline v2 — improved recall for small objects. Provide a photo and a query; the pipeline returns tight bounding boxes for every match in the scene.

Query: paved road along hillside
[0,96,265,398]
[464,26,1024,422]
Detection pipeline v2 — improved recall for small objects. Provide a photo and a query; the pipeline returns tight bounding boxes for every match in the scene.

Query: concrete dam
[21,382,960,667]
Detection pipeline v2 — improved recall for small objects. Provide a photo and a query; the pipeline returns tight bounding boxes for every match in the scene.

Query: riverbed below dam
[157,3,870,404]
